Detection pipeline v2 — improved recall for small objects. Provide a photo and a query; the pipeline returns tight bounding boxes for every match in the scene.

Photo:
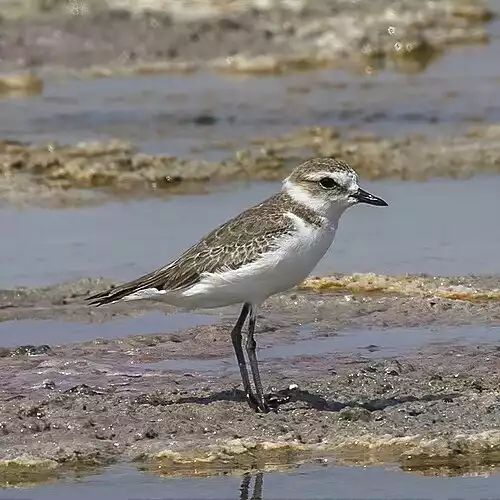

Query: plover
[87,158,387,413]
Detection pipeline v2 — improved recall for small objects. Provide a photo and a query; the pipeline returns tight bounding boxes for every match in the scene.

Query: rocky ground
[1,273,500,485]
[2,124,500,207]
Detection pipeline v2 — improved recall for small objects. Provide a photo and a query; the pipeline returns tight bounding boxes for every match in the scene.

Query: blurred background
[1,2,500,498]
[1,0,499,288]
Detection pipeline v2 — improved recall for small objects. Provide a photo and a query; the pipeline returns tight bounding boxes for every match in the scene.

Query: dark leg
[231,303,259,411]
[246,306,269,413]
[252,472,263,500]
[239,473,251,500]
[240,472,264,500]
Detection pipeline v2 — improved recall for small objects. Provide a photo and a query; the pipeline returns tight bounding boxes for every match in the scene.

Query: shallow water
[1,10,499,287]
[2,308,498,373]
[1,19,500,159]
[2,463,500,500]
[1,175,499,288]
[0,311,216,347]
[145,323,500,374]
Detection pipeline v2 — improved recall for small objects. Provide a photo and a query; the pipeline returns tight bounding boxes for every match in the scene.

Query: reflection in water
[401,463,500,478]
[231,464,500,500]
[239,473,263,500]
[4,463,500,499]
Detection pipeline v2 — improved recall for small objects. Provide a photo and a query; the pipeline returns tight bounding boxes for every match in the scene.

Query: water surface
[0,311,216,347]
[146,323,500,373]
[1,176,499,288]
[2,463,500,500]
[1,19,500,157]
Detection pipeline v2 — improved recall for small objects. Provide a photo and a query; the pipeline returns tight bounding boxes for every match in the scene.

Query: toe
[246,393,260,412]
[258,401,271,413]
[265,391,291,408]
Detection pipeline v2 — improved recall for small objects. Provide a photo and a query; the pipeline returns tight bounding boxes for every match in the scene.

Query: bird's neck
[282,179,347,228]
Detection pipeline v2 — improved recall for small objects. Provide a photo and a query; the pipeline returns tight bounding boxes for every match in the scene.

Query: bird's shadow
[171,387,460,413]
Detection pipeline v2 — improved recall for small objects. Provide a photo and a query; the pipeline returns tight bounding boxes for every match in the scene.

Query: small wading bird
[87,158,388,413]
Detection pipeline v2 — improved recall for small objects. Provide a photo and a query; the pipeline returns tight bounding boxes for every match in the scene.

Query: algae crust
[302,273,500,301]
[0,458,59,487]
[137,431,500,477]
[141,440,312,477]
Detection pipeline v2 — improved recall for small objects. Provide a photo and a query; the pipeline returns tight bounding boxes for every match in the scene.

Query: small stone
[42,379,56,390]
[339,407,372,422]
[95,426,115,440]
[144,428,159,439]
[11,344,52,356]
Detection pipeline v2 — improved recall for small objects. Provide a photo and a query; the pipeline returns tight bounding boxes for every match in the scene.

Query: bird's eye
[319,177,336,189]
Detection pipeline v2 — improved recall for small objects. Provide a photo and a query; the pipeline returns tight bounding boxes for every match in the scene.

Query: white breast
[175,212,336,309]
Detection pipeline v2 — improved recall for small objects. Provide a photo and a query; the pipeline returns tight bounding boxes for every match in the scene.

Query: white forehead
[303,169,359,191]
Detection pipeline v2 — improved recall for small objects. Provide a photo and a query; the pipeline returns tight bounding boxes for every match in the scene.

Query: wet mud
[0,0,493,75]
[1,272,500,484]
[2,124,500,206]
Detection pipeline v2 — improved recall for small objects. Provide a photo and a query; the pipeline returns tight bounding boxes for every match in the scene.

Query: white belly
[171,217,336,309]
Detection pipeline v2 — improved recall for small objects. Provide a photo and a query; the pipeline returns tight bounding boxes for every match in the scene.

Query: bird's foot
[246,390,292,413]
[246,392,270,413]
[264,389,292,410]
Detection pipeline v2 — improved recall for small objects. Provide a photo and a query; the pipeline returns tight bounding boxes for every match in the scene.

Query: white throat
[283,179,349,227]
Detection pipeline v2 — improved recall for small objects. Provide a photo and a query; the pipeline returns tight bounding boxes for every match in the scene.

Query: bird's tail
[86,284,137,306]
[86,269,162,306]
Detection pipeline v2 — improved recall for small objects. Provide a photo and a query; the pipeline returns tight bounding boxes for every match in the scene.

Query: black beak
[354,188,388,206]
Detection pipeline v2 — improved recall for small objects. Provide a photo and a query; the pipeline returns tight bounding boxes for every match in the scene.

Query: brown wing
[86,193,295,306]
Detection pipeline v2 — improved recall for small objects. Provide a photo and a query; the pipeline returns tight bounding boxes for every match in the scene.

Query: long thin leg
[231,303,259,410]
[252,472,263,500]
[246,305,269,413]
[239,473,251,500]
[240,472,264,500]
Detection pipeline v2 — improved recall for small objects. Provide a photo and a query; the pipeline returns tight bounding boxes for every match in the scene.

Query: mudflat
[1,273,499,484]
